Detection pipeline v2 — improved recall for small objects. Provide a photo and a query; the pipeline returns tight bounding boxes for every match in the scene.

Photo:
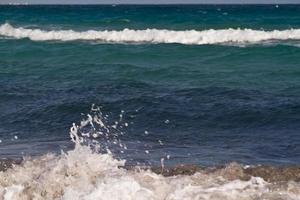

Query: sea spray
[0,106,299,199]
[69,104,130,155]
[69,105,169,168]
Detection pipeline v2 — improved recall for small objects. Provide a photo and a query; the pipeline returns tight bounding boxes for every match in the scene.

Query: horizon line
[1,3,300,5]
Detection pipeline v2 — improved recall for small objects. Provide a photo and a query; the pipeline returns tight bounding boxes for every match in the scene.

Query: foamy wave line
[1,145,300,200]
[1,23,300,45]
[0,106,299,200]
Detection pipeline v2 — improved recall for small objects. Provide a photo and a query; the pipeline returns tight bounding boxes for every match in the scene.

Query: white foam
[1,23,300,45]
[0,144,299,200]
[0,107,299,199]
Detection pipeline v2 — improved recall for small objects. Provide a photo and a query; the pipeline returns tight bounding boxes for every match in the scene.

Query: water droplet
[158,140,164,145]
[161,158,165,169]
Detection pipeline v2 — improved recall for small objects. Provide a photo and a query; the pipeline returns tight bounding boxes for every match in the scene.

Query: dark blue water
[0,5,300,166]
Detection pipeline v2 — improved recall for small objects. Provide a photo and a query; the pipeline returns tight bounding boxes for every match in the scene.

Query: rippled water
[0,5,300,167]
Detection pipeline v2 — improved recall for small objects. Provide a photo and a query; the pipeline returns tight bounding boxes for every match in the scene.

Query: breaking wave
[1,23,300,45]
[2,145,300,200]
[0,105,299,200]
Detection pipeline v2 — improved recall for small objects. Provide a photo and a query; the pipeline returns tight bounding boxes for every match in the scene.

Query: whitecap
[1,23,300,46]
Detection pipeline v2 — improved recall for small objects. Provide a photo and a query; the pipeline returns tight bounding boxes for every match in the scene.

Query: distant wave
[1,23,300,45]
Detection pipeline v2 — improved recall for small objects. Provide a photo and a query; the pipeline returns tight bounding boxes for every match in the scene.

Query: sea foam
[1,23,300,45]
[0,106,299,200]
[1,144,300,199]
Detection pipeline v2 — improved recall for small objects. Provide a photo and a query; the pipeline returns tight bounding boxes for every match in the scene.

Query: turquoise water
[0,5,300,166]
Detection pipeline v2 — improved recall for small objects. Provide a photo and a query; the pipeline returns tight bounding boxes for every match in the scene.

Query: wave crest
[1,23,300,45]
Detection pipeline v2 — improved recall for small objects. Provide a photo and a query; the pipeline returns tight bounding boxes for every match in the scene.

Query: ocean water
[0,5,300,199]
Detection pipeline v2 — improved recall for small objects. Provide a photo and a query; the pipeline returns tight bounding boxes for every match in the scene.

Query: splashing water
[69,105,169,167]
[69,104,129,155]
[0,105,299,200]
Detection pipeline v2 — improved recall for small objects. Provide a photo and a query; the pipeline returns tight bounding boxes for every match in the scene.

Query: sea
[0,4,300,199]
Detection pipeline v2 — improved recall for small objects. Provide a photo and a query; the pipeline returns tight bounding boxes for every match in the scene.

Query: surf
[0,106,299,200]
[1,23,300,45]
